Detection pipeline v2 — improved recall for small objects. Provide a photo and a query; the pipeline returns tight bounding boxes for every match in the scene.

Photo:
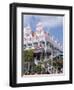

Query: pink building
[23,22,63,64]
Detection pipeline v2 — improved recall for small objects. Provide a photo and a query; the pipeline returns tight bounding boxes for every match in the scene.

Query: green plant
[35,64,42,74]
[53,55,63,73]
[23,49,34,73]
[23,49,34,62]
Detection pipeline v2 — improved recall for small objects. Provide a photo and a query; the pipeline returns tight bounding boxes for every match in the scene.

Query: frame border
[10,3,72,87]
[21,13,64,76]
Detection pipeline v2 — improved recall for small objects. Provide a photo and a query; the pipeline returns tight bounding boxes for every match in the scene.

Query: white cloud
[38,16,63,29]
[23,15,63,29]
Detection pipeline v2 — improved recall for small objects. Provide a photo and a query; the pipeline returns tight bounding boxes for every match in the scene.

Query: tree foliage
[23,49,34,62]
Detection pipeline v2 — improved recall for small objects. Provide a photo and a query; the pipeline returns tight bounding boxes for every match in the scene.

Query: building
[23,22,63,74]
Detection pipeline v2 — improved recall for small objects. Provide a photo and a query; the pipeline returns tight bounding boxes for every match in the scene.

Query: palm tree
[23,49,34,74]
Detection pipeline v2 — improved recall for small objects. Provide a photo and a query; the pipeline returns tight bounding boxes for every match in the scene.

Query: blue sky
[23,15,63,44]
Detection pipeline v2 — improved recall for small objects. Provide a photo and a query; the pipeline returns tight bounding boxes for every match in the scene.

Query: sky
[23,15,63,45]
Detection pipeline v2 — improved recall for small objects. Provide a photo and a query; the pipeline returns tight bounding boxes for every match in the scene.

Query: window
[28,43,32,47]
[46,41,51,48]
[33,42,38,47]
[24,44,26,49]
[40,41,45,47]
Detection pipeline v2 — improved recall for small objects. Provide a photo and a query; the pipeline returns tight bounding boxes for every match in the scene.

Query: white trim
[16,7,69,83]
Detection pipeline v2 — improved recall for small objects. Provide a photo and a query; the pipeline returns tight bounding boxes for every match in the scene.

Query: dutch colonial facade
[23,22,63,74]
